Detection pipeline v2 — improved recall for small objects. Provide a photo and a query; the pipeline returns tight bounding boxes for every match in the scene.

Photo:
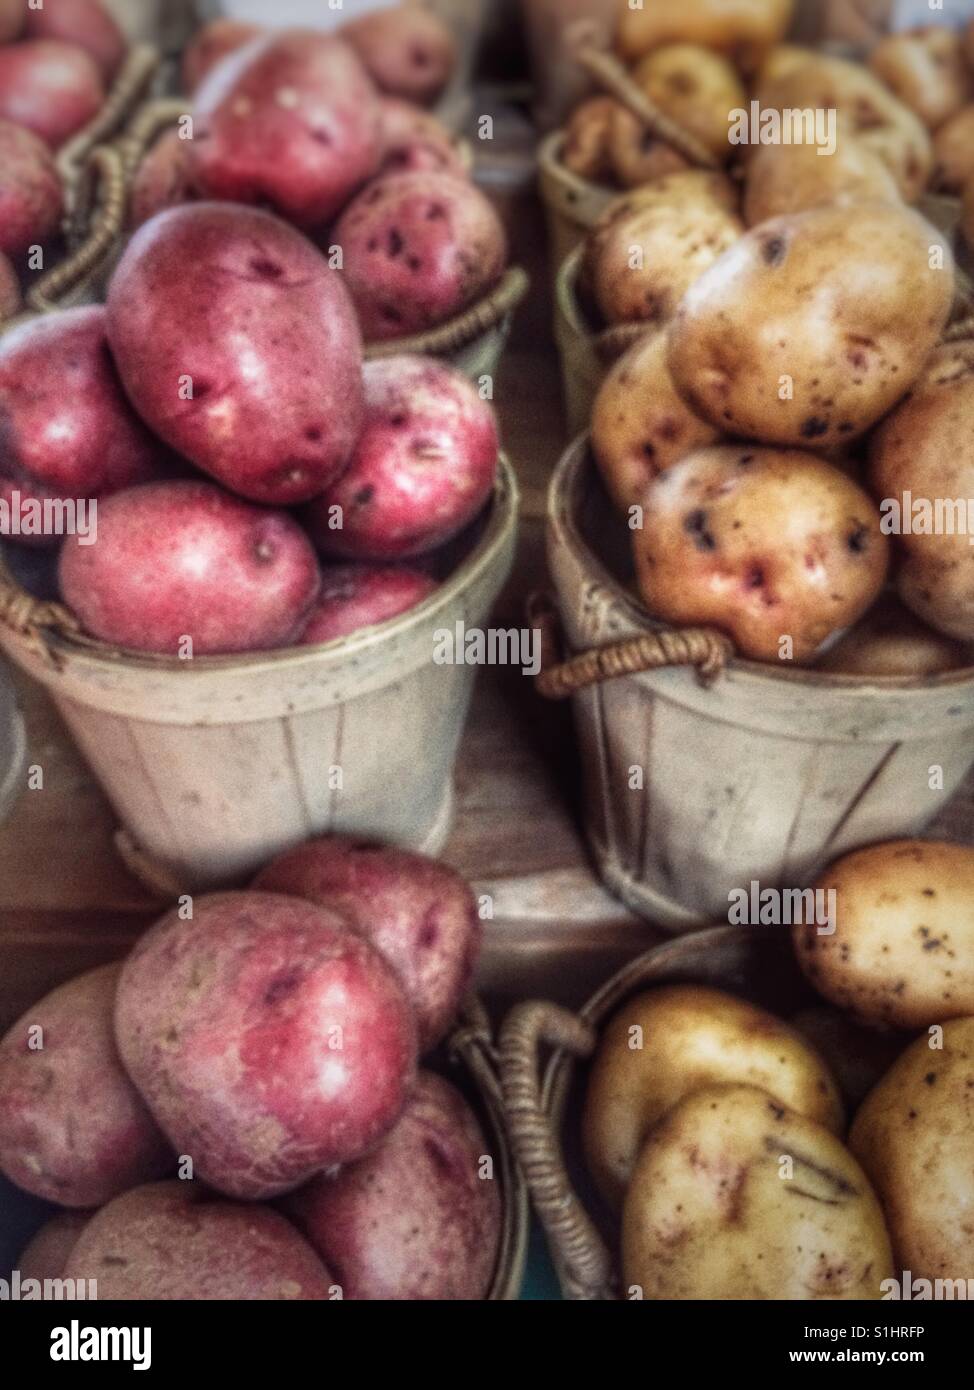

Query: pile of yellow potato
[568,1,974,671]
[582,838,974,1300]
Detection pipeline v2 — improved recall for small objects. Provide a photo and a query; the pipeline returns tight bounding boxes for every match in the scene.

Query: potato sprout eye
[761,236,787,266]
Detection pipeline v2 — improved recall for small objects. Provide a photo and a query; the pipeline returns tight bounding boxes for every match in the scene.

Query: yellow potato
[850,1017,974,1282]
[617,0,793,73]
[759,53,933,201]
[933,105,974,194]
[869,28,972,132]
[794,841,974,1030]
[632,445,889,665]
[743,136,902,226]
[561,96,617,182]
[629,44,747,164]
[869,341,974,641]
[622,1084,894,1300]
[591,329,720,512]
[817,596,971,678]
[667,202,954,449]
[587,183,743,326]
[580,173,741,303]
[606,106,691,189]
[582,985,844,1212]
[754,42,818,94]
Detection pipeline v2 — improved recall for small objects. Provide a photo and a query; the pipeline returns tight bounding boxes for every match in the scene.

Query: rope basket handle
[0,552,80,667]
[57,44,161,191]
[363,267,531,359]
[593,320,654,364]
[117,97,192,179]
[528,591,734,698]
[23,145,127,315]
[498,1001,613,1301]
[450,994,531,1303]
[573,43,718,172]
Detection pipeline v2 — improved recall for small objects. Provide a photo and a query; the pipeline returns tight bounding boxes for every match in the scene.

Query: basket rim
[550,436,974,692]
[540,924,795,1112]
[0,455,519,677]
[538,129,613,205]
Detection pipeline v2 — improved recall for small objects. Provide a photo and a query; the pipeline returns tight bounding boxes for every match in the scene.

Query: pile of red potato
[0,834,502,1300]
[0,13,511,656]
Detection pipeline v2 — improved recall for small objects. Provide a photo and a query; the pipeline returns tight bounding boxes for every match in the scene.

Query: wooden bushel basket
[553,246,600,437]
[498,925,811,1300]
[425,0,490,135]
[0,461,518,893]
[0,995,529,1300]
[538,131,614,282]
[542,437,974,931]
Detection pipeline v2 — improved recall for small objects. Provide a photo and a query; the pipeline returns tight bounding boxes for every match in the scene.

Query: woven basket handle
[117,97,190,178]
[498,1001,613,1300]
[0,552,80,651]
[450,995,531,1303]
[363,267,531,359]
[573,43,718,171]
[57,44,160,187]
[23,145,127,315]
[528,591,734,697]
[593,321,654,364]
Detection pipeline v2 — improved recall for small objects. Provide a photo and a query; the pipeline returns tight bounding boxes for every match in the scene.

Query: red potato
[105,203,364,505]
[378,96,466,177]
[59,480,321,655]
[343,5,457,106]
[64,1182,335,1300]
[299,565,437,644]
[0,40,104,149]
[189,30,382,230]
[128,128,197,227]
[253,836,480,1052]
[181,19,263,94]
[0,253,19,320]
[283,1071,500,1300]
[334,170,507,340]
[0,119,64,258]
[114,893,418,1200]
[0,964,171,1208]
[18,1212,90,1281]
[0,307,164,536]
[305,356,498,562]
[0,0,24,42]
[24,0,126,82]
